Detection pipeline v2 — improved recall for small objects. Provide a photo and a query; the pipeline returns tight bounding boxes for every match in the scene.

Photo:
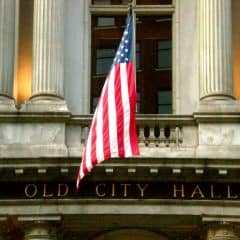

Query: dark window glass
[136,92,140,113]
[96,48,115,75]
[91,16,125,113]
[97,17,115,27]
[157,90,172,114]
[136,0,172,4]
[92,0,128,4]
[91,15,172,114]
[92,96,99,112]
[136,15,172,113]
[157,40,171,69]
[136,42,140,70]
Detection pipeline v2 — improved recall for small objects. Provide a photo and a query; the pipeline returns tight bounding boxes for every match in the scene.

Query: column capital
[19,216,62,240]
[205,222,239,240]
[202,215,240,240]
[24,221,56,240]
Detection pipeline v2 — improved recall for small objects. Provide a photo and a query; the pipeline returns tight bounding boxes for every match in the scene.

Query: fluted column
[29,0,68,112]
[199,0,234,100]
[206,223,238,240]
[32,0,64,99]
[0,0,16,111]
[24,222,57,240]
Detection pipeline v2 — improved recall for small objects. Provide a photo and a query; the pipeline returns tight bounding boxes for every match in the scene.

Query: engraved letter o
[25,184,38,198]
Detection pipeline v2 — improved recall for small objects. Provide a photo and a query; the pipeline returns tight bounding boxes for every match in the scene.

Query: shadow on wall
[232,0,240,99]
[93,228,168,240]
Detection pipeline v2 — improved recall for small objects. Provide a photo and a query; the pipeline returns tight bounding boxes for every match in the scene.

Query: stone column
[206,223,238,240]
[199,0,234,100]
[28,0,68,112]
[24,222,57,240]
[0,0,16,111]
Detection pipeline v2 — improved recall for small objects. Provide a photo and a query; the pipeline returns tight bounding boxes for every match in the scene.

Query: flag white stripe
[108,66,119,157]
[80,162,84,179]
[96,82,107,164]
[120,63,132,156]
[85,109,98,171]
[85,124,93,172]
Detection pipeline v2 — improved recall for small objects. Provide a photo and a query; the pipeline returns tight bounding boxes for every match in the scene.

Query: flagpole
[128,0,137,94]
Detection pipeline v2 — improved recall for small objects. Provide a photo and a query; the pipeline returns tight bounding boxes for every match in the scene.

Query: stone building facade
[0,0,240,239]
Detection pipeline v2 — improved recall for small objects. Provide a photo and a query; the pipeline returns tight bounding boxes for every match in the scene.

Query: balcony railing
[67,115,197,157]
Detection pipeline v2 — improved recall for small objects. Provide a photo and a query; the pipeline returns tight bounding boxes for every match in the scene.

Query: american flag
[77,12,139,189]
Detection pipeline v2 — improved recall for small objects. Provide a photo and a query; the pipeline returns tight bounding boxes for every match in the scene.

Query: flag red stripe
[114,64,125,157]
[90,117,97,166]
[103,78,110,160]
[127,63,139,155]
[82,148,89,177]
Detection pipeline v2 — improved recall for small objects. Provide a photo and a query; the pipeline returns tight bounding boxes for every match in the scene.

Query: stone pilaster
[0,0,16,111]
[24,222,57,240]
[27,0,68,112]
[199,0,234,101]
[206,223,238,240]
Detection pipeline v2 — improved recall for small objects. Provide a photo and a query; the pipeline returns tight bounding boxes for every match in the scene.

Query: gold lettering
[96,184,106,197]
[173,184,185,198]
[136,184,149,197]
[227,185,238,199]
[57,184,69,197]
[111,184,115,197]
[25,184,37,198]
[210,184,221,199]
[191,185,205,198]
[210,184,215,198]
[120,184,131,197]
[43,184,53,198]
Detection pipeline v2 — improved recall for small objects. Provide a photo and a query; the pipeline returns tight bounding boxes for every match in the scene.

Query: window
[136,0,172,4]
[136,42,140,70]
[91,15,125,112]
[92,0,128,5]
[92,96,99,112]
[136,92,141,113]
[157,90,172,114]
[157,40,172,69]
[96,48,115,75]
[93,0,172,4]
[97,17,115,27]
[136,15,172,113]
[90,1,173,114]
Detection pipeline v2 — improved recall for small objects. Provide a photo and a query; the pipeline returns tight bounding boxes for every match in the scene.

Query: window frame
[89,0,176,114]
